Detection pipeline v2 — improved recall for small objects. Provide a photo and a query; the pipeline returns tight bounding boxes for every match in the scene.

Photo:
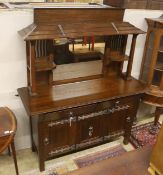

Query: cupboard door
[141,29,163,90]
[153,35,163,89]
[76,115,103,149]
[103,110,127,141]
[103,97,139,143]
[42,116,76,158]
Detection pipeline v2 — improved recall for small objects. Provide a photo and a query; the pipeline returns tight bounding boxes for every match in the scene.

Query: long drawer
[42,95,139,122]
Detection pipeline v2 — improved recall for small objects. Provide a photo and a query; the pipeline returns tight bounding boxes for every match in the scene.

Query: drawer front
[42,95,139,122]
[97,95,139,113]
[42,103,99,122]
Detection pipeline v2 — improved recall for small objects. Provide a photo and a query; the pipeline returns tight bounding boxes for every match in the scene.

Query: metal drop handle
[44,138,49,145]
[89,126,93,137]
[69,116,73,127]
[69,111,74,127]
[115,100,120,107]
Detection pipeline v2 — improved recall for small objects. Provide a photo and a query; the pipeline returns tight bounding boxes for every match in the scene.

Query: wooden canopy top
[18,22,145,41]
[146,14,163,27]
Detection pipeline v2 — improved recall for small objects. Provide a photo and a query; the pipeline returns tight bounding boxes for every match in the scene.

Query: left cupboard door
[40,114,77,159]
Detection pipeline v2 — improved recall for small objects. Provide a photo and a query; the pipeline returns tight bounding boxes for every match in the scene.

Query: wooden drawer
[42,103,98,122]
[42,95,139,122]
[97,95,139,112]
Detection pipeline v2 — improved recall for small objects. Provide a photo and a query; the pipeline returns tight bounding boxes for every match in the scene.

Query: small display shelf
[155,62,163,71]
[109,54,129,62]
[35,57,56,72]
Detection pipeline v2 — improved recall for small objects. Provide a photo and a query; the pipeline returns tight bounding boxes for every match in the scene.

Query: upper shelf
[109,54,129,62]
[155,62,163,72]
[159,44,163,52]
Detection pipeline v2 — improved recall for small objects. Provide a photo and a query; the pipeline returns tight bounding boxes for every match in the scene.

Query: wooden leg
[8,145,11,156]
[39,154,45,172]
[38,121,45,171]
[123,116,132,145]
[149,107,162,134]
[29,116,36,152]
[11,140,19,175]
[154,107,161,126]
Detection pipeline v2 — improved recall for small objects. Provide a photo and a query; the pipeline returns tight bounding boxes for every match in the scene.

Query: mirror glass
[53,38,105,84]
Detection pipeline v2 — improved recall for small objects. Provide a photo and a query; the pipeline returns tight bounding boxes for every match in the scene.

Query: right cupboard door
[103,110,127,141]
[103,97,140,144]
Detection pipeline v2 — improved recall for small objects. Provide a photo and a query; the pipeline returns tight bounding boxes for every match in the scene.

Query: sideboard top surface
[18,76,146,116]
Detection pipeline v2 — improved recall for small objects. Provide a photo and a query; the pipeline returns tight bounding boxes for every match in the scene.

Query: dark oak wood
[18,7,146,172]
[0,107,19,175]
[67,146,152,175]
[18,76,146,171]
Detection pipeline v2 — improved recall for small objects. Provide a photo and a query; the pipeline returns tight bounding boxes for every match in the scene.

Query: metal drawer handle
[126,116,131,122]
[69,111,73,117]
[115,101,120,106]
[69,116,73,127]
[69,111,74,127]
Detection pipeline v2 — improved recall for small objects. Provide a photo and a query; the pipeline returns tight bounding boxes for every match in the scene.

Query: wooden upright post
[29,40,37,95]
[126,34,138,79]
[26,41,30,88]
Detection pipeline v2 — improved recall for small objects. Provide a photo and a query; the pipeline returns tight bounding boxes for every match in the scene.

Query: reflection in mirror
[52,37,105,84]
[53,37,104,65]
